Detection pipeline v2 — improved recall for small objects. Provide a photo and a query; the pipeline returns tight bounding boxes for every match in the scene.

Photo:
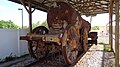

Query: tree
[91,26,99,30]
[23,26,28,29]
[0,20,19,29]
[32,21,41,29]
[32,20,48,29]
[23,20,48,29]
[40,20,48,28]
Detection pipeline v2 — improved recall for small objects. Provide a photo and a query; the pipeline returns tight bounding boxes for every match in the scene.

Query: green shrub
[104,44,111,51]
[98,42,105,44]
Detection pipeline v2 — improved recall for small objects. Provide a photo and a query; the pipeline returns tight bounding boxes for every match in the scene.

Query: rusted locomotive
[20,2,92,64]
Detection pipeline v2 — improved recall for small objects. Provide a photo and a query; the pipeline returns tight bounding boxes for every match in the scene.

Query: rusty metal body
[20,2,93,65]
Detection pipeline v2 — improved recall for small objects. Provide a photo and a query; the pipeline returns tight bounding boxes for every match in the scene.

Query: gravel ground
[0,56,36,67]
[74,44,115,67]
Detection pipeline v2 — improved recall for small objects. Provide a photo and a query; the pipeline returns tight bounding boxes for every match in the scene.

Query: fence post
[17,29,21,57]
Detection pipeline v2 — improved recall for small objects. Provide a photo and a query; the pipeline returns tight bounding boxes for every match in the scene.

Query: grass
[98,42,111,52]
[98,42,105,44]
[104,44,111,52]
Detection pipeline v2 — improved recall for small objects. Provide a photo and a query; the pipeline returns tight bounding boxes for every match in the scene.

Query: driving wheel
[28,26,49,59]
[62,30,78,64]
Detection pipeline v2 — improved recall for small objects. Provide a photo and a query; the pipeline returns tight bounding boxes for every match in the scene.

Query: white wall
[0,29,29,59]
[98,36,109,44]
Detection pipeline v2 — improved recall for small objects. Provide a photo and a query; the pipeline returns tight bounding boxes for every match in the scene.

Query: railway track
[10,45,91,67]
[10,51,66,67]
[23,52,84,67]
[23,51,65,67]
[25,51,68,67]
[25,51,88,67]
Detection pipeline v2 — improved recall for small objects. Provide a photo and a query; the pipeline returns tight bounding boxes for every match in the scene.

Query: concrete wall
[0,29,29,59]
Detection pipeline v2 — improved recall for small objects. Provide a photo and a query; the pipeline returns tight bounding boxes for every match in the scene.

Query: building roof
[9,0,120,16]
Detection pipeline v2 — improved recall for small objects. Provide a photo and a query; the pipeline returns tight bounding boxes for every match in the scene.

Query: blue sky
[0,0,47,27]
[0,0,112,27]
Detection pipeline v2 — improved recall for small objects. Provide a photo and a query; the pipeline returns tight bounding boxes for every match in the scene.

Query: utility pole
[18,8,23,29]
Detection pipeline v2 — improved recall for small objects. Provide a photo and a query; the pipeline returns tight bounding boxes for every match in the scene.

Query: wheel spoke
[28,26,49,60]
[62,30,78,64]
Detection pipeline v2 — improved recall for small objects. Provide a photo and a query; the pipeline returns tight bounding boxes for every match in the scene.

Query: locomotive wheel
[28,41,48,59]
[28,26,49,59]
[83,28,88,51]
[32,26,49,34]
[62,31,78,64]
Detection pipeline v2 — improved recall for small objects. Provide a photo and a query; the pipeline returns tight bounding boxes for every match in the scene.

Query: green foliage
[32,21,41,29]
[23,26,28,29]
[20,20,48,29]
[98,42,105,44]
[0,20,19,29]
[91,26,99,30]
[104,44,111,51]
[32,20,48,29]
[40,20,48,28]
[21,20,48,29]
[98,42,111,51]
[119,12,120,21]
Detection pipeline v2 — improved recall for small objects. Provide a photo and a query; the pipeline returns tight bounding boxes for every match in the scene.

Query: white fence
[0,29,118,59]
[98,35,109,44]
[0,29,29,59]
[98,35,120,52]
